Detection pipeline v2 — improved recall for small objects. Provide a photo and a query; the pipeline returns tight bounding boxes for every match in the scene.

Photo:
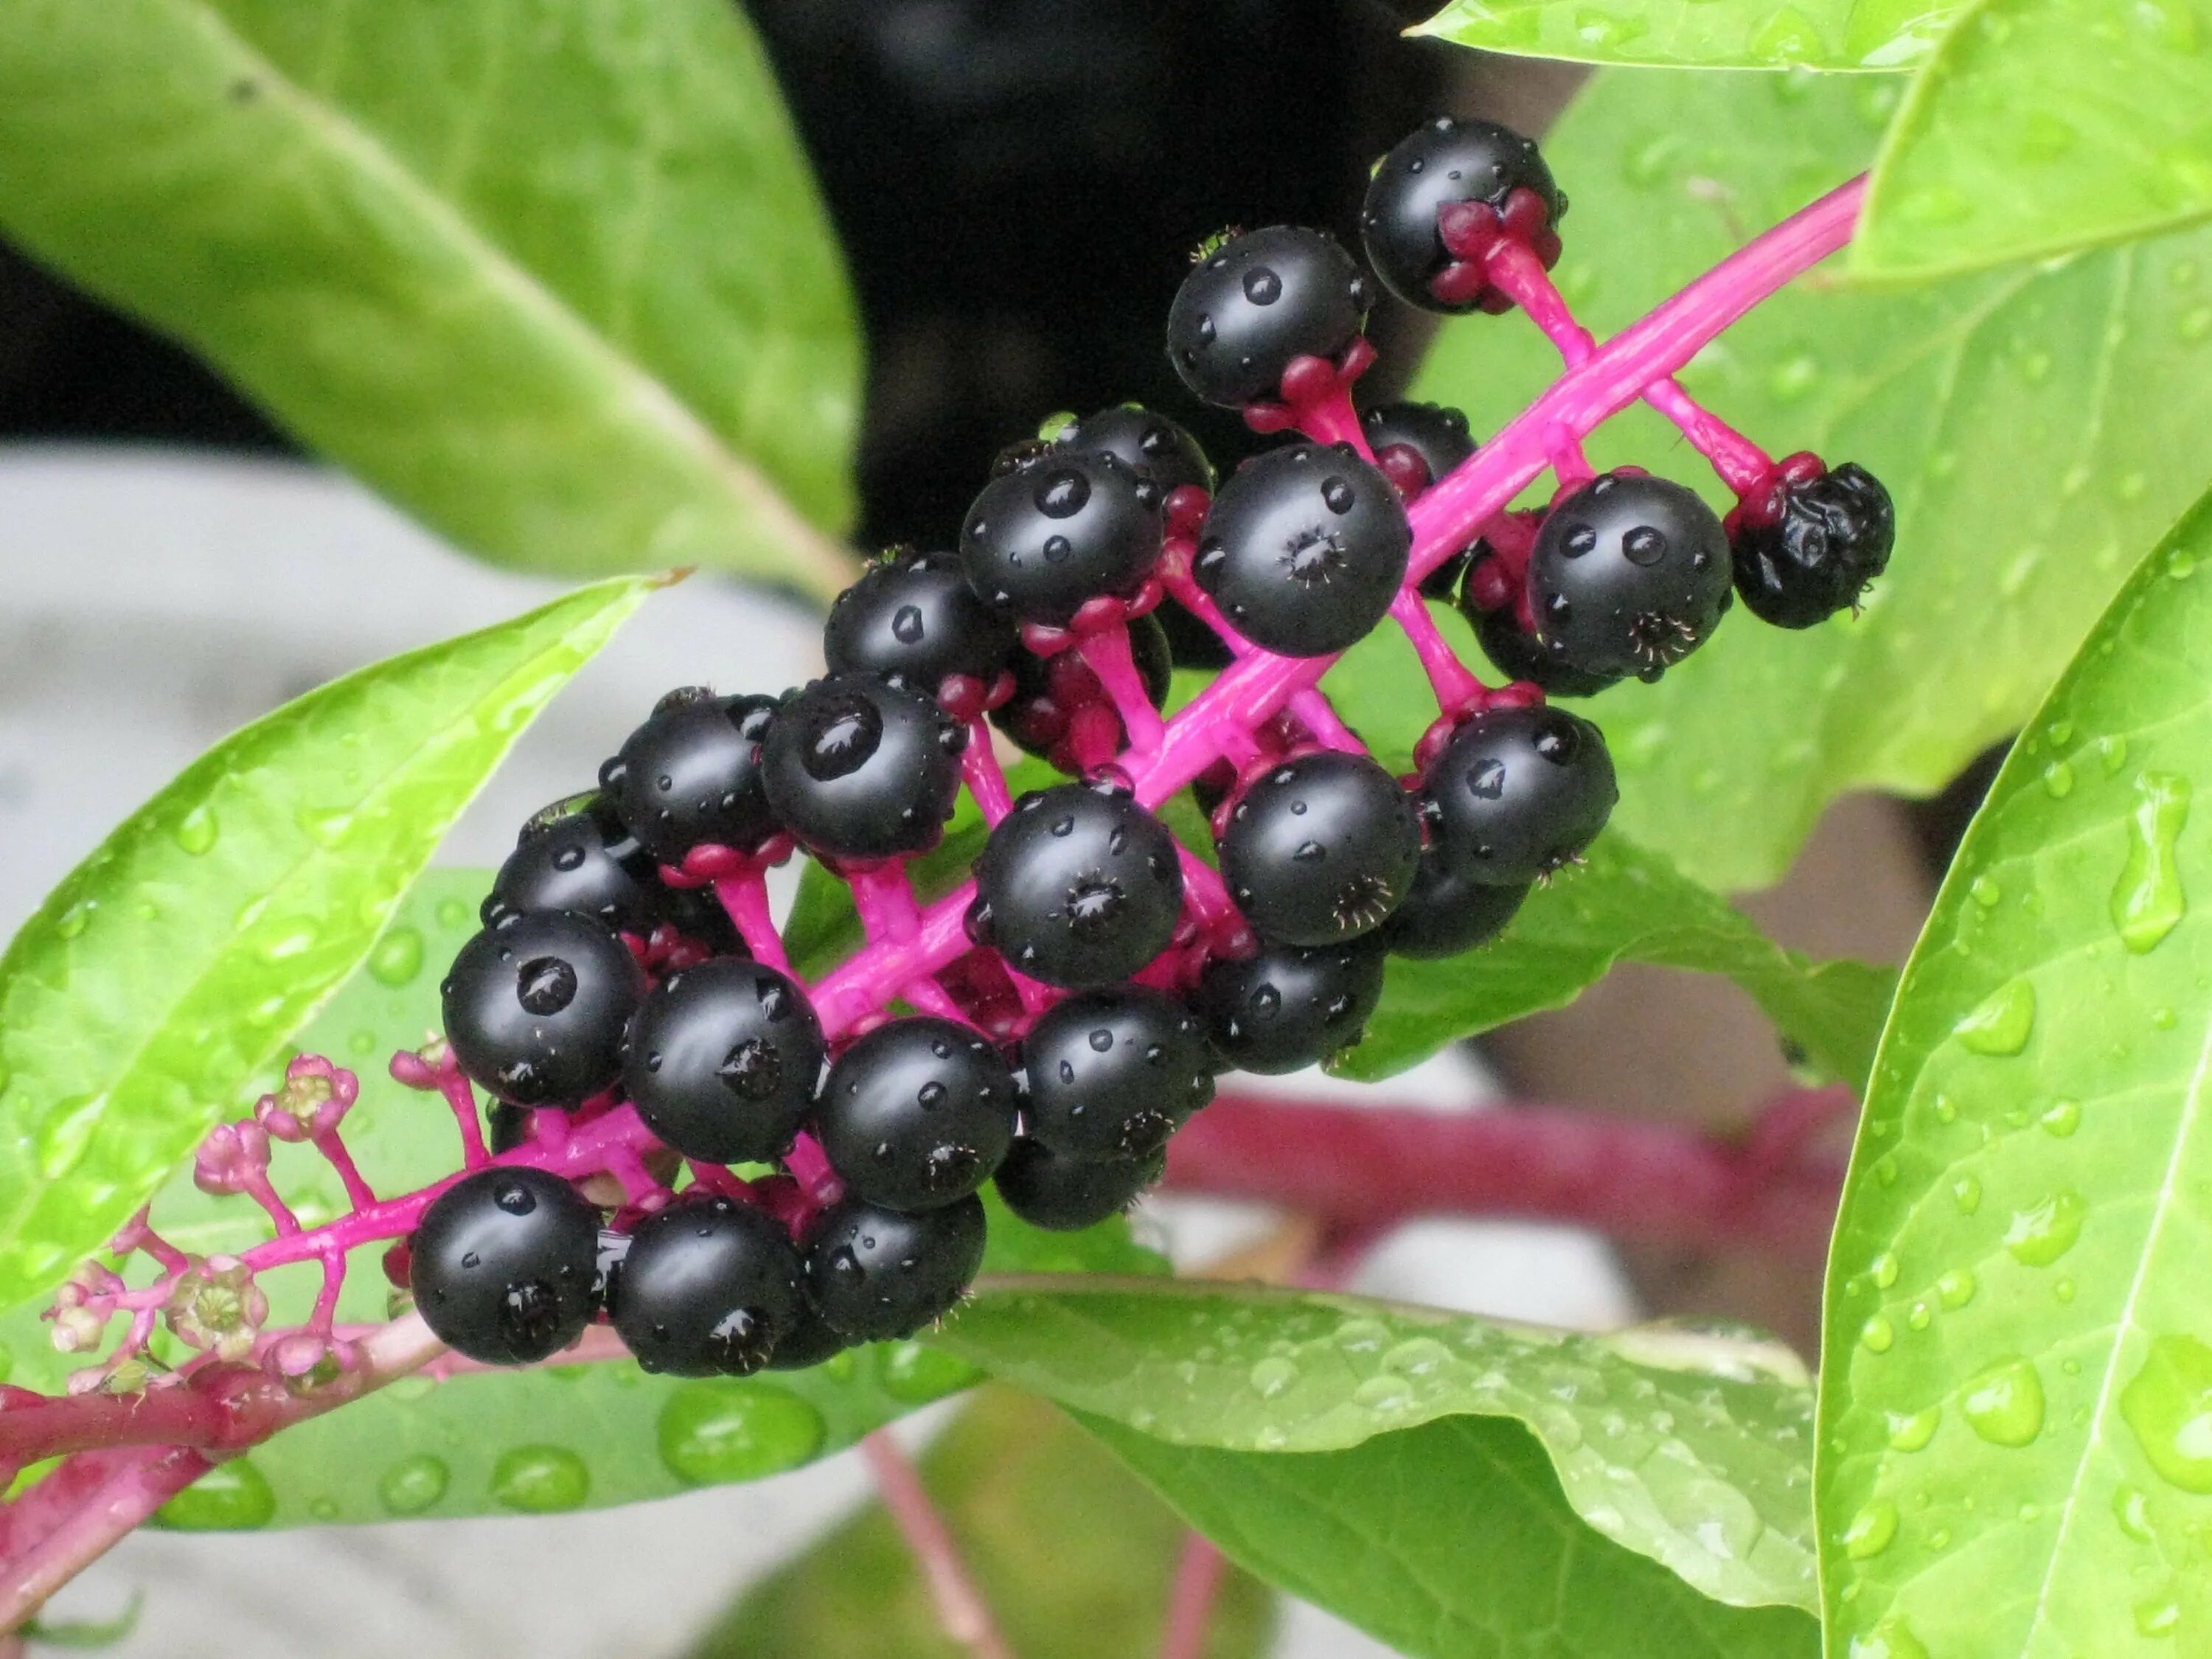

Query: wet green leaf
[0,0,858,597]
[1819,494,2212,1655]
[1413,0,1958,70]
[0,579,657,1313]
[1412,69,2212,890]
[1857,0,2212,279]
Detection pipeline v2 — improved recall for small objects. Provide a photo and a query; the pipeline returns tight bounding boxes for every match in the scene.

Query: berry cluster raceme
[79,117,1893,1391]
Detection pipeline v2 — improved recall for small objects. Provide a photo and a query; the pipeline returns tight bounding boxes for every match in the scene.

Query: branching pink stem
[714,873,793,977]
[1388,588,1488,715]
[1079,625,1168,755]
[430,1067,490,1172]
[860,1430,1019,1659]
[961,724,1017,825]
[313,1132,377,1214]
[1285,688,1361,754]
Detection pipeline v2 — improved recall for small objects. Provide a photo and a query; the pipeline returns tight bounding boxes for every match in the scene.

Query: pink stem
[860,1431,1018,1659]
[0,1447,206,1631]
[307,1247,346,1331]
[1077,625,1167,755]
[239,1166,302,1234]
[1286,688,1362,754]
[785,1133,844,1208]
[1388,588,1489,714]
[961,723,1018,824]
[1291,389,1373,456]
[1158,563,1253,658]
[430,1066,491,1172]
[313,1132,378,1214]
[1158,1534,1226,1659]
[714,873,793,976]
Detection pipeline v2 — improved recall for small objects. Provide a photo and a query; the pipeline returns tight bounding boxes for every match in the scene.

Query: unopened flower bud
[255,1054,358,1143]
[50,1305,106,1354]
[193,1121,272,1196]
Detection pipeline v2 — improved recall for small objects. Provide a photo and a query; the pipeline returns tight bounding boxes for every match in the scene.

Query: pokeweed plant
[0,4,2208,1658]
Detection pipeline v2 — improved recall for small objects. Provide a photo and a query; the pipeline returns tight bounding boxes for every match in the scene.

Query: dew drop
[1952,1173,1983,1214]
[2120,1335,2212,1493]
[2040,1097,2082,1137]
[2113,1481,2156,1542]
[2003,1189,2085,1266]
[378,1454,449,1516]
[1869,1251,1899,1290]
[1954,978,2036,1056]
[1960,1355,2045,1447]
[156,1457,276,1529]
[1885,1404,1940,1451]
[1842,1498,1897,1559]
[369,926,425,987]
[1969,874,2001,908]
[297,805,355,848]
[1249,1355,1300,1398]
[878,1341,982,1402]
[36,1094,105,1180]
[2042,760,2075,799]
[657,1382,826,1484]
[2136,1594,2182,1639]
[1936,1267,1977,1310]
[2111,772,2191,954]
[1860,1315,1895,1354]
[490,1446,591,1513]
[175,803,219,855]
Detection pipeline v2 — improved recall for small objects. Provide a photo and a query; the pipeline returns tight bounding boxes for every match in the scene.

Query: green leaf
[1856,0,2212,280]
[1087,1414,1818,1659]
[1411,0,1959,71]
[0,579,657,1312]
[1411,68,2212,891]
[1818,495,2212,1655]
[0,0,858,597]
[934,1279,1820,1613]
[692,1386,1274,1659]
[0,872,1161,1524]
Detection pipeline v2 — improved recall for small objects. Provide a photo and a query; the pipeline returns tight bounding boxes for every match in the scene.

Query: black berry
[1379,860,1530,959]
[486,1101,532,1155]
[991,613,1172,771]
[483,795,662,935]
[601,689,780,863]
[765,1299,858,1371]
[815,1016,1019,1212]
[958,450,1164,627]
[1195,444,1411,657]
[1361,116,1564,314]
[970,782,1185,988]
[803,1193,988,1340]
[995,1138,1162,1232]
[607,1197,804,1377]
[1731,462,1895,628]
[442,910,646,1107]
[1422,705,1616,886]
[1530,473,1732,681]
[1461,573,1623,698]
[622,959,825,1165]
[824,548,1017,690]
[1020,987,1214,1159]
[409,1167,601,1365]
[1055,405,1215,495]
[1219,752,1422,946]
[1167,226,1371,408]
[1363,401,1476,497]
[1193,939,1386,1074]
[760,672,966,863]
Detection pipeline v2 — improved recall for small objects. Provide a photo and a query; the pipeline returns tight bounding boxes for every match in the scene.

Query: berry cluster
[46,119,1893,1393]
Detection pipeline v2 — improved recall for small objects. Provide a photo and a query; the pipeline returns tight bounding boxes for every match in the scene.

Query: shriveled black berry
[803,1194,987,1340]
[607,1198,805,1377]
[1379,859,1530,959]
[1422,706,1615,886]
[1462,577,1624,698]
[442,910,646,1106]
[824,548,1017,690]
[409,1167,601,1365]
[970,782,1184,988]
[1731,463,1895,628]
[991,613,1173,771]
[760,672,966,863]
[1193,939,1386,1074]
[1020,987,1214,1159]
[1362,401,1476,497]
[1056,405,1215,495]
[1361,116,1564,314]
[1194,444,1411,657]
[815,1016,1019,1212]
[622,959,824,1165]
[483,795,663,934]
[601,690,780,863]
[958,450,1164,627]
[1531,473,1733,681]
[1220,752,1422,946]
[1167,226,1371,408]
[995,1139,1163,1232]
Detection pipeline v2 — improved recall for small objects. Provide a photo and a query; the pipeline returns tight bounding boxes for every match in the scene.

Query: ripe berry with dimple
[601,690,779,863]
[1530,473,1732,681]
[1055,405,1215,495]
[442,910,646,1107]
[1422,706,1616,887]
[1380,859,1530,959]
[1363,402,1475,499]
[803,1193,988,1340]
[992,613,1172,771]
[1195,444,1411,657]
[823,548,1016,691]
[959,451,1164,627]
[483,795,662,934]
[607,1197,804,1377]
[759,672,966,863]
[1167,226,1371,408]
[1193,938,1386,1074]
[622,958,824,1165]
[1731,462,1895,628]
[1361,117,1565,314]
[995,1138,1164,1232]
[814,1016,1018,1212]
[408,1166,602,1366]
[1461,570,1623,698]
[1020,987,1215,1159]
[970,782,1184,989]
[1219,753,1422,946]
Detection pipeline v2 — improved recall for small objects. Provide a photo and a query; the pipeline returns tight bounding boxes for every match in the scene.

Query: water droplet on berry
[156,1457,276,1529]
[174,803,219,855]
[1321,477,1356,515]
[1034,469,1091,519]
[1954,978,2035,1055]
[2112,771,2190,953]
[378,1454,450,1516]
[1242,266,1282,305]
[491,1445,591,1512]
[1960,1355,2045,1447]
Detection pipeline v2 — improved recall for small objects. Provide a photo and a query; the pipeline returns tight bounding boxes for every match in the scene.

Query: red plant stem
[0,1447,206,1631]
[961,724,1016,824]
[860,1430,1019,1659]
[1079,624,1168,755]
[1157,1533,1226,1659]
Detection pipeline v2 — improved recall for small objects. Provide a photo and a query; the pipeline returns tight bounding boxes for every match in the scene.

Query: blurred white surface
[3,448,1634,1659]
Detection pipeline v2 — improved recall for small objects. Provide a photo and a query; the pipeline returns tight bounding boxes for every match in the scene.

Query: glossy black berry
[1379,859,1530,959]
[1361,116,1564,314]
[1731,463,1895,628]
[1462,576,1624,698]
[995,1139,1163,1232]
[1363,401,1476,496]
[607,1197,804,1377]
[622,959,824,1165]
[409,1167,601,1365]
[442,910,646,1106]
[991,612,1173,770]
[970,782,1184,988]
[1219,753,1422,946]
[1167,226,1371,408]
[601,690,780,863]
[1194,938,1386,1074]
[1021,987,1214,1159]
[824,548,1018,690]
[958,450,1164,627]
[815,1017,1019,1212]
[759,672,966,863]
[486,1101,532,1155]
[802,1193,988,1340]
[1056,405,1215,495]
[764,1299,857,1371]
[483,795,662,935]
[1195,445,1411,657]
[1530,473,1733,681]
[1422,706,1615,886]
